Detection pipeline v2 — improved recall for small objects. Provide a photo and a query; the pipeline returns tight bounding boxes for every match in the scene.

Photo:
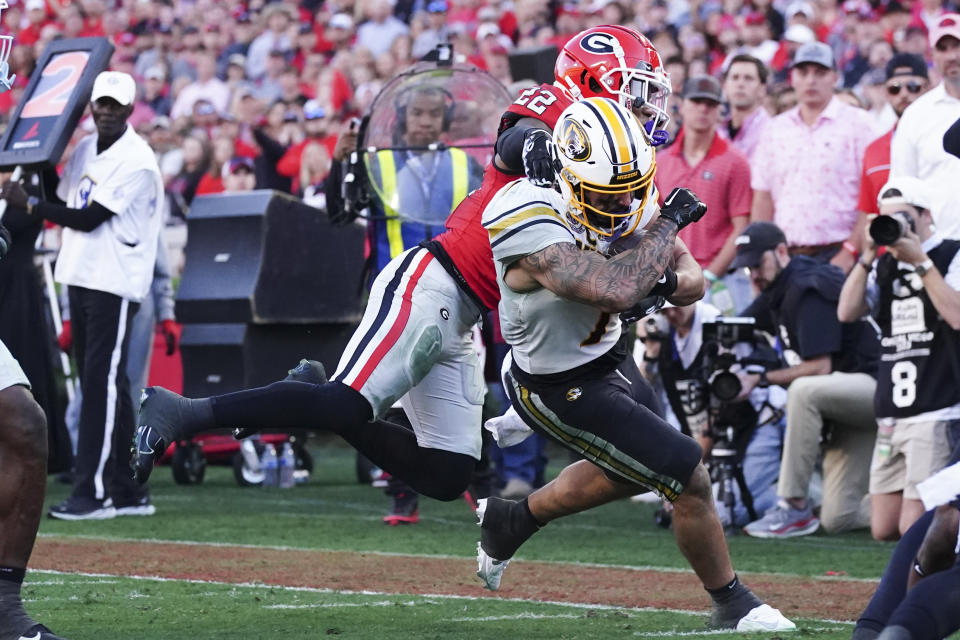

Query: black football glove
[622,294,667,325]
[522,128,559,187]
[659,187,707,230]
[0,222,10,261]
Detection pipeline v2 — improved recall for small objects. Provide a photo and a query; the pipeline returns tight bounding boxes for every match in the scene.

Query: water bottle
[261,443,279,488]
[278,442,296,489]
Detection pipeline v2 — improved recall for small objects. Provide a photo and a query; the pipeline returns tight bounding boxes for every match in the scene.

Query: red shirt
[195,174,224,196]
[435,83,572,311]
[857,128,893,215]
[655,129,752,267]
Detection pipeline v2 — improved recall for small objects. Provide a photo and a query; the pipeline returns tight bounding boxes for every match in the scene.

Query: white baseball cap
[91,71,136,106]
[877,177,931,211]
[90,71,137,106]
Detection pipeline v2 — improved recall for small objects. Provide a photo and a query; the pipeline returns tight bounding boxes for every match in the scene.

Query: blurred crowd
[1,0,957,227]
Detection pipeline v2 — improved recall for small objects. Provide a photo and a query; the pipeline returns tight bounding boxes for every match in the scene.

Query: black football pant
[69,286,142,503]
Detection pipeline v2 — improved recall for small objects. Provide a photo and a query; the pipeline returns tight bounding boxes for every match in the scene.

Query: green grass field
[28,439,899,639]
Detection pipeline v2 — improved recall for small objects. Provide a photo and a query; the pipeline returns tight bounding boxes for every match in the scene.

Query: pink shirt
[655,130,752,267]
[751,97,882,247]
[720,105,771,165]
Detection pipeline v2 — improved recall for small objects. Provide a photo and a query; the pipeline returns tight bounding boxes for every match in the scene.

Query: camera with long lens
[869,210,916,246]
[700,317,782,532]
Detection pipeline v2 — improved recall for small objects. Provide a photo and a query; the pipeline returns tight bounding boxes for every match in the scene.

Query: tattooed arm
[667,236,706,306]
[503,216,679,312]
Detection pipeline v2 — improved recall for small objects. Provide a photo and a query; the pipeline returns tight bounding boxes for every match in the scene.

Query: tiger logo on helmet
[552,97,658,254]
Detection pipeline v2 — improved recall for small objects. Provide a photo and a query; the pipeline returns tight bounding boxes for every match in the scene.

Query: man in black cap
[727,222,881,538]
[858,53,930,222]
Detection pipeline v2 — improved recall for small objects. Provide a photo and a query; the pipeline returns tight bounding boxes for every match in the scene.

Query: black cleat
[233,359,327,440]
[131,387,197,484]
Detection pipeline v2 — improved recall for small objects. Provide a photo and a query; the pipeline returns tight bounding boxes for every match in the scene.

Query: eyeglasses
[886,81,924,96]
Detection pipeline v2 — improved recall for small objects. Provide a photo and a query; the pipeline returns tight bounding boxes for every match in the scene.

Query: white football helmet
[552,97,657,253]
[0,0,14,92]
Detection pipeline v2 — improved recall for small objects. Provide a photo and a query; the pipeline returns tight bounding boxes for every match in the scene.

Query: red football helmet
[555,25,671,135]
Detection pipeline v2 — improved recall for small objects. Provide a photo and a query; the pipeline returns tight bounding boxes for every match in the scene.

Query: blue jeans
[714,419,784,527]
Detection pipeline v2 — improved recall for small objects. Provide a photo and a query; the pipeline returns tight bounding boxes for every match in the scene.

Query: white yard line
[35,533,880,583]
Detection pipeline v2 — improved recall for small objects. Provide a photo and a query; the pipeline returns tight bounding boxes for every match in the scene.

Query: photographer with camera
[730,222,881,538]
[838,177,960,541]
[639,302,786,528]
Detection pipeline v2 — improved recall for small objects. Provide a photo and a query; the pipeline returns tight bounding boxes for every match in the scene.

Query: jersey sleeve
[499,84,571,134]
[94,168,156,216]
[482,189,575,267]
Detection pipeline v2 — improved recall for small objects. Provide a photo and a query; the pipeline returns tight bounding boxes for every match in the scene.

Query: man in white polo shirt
[891,13,960,239]
[1,71,164,520]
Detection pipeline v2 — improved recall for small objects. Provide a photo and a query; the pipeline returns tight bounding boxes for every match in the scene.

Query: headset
[394,84,456,137]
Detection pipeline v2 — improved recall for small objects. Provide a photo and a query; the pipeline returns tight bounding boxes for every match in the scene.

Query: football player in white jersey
[476,97,796,633]
[0,218,67,640]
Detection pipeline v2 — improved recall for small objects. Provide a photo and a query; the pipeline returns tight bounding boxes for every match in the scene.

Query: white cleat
[475,498,510,591]
[736,604,797,632]
[476,541,510,591]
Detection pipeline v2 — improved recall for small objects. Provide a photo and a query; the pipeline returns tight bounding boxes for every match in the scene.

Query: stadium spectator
[217,13,256,78]
[858,54,930,221]
[732,222,880,537]
[300,142,331,209]
[277,99,336,194]
[17,0,51,47]
[166,134,210,221]
[655,75,753,314]
[751,42,882,273]
[170,50,230,121]
[720,53,771,164]
[141,65,171,117]
[251,101,298,193]
[195,134,235,196]
[890,14,960,239]
[838,177,960,540]
[356,0,410,59]
[245,3,294,80]
[412,0,452,60]
[222,156,257,193]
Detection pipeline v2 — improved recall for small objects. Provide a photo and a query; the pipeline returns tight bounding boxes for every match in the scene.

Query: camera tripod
[709,423,757,535]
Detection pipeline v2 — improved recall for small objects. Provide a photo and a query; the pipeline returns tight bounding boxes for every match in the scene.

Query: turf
[26,572,855,640]
[28,440,900,639]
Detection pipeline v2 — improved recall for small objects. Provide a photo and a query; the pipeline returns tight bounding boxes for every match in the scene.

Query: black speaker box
[508,45,560,86]
[179,322,357,397]
[175,190,366,325]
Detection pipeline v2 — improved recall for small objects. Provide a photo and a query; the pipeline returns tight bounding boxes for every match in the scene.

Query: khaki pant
[779,372,877,533]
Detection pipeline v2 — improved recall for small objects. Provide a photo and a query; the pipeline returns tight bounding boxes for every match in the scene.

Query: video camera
[701,317,775,404]
[700,317,781,531]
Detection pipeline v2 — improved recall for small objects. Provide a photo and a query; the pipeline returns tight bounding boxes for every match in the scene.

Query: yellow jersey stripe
[486,206,565,240]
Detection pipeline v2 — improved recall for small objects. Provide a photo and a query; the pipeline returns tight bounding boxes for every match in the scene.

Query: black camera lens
[869,214,907,246]
[710,371,743,402]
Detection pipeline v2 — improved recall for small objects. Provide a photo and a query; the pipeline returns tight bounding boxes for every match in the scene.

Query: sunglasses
[886,81,924,96]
